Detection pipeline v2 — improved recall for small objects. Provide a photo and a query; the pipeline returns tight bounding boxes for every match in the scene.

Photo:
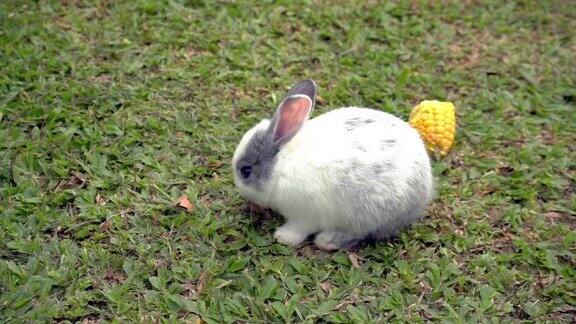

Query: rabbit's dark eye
[240,166,252,179]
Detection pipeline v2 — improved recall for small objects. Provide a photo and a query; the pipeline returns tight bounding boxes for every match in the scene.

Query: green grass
[1,0,575,322]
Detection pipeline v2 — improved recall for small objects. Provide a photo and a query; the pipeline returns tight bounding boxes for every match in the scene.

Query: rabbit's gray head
[232,80,316,202]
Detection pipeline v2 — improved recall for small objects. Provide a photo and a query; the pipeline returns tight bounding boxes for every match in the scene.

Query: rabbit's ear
[270,94,313,145]
[285,79,317,108]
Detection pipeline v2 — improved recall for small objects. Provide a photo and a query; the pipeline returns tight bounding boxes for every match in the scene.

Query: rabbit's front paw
[274,225,308,247]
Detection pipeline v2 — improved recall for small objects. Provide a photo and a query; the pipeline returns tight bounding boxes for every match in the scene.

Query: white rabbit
[232,80,433,250]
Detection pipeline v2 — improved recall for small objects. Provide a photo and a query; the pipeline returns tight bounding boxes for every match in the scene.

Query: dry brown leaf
[347,252,364,269]
[92,74,112,84]
[182,282,197,298]
[156,154,168,162]
[420,309,434,320]
[95,193,105,205]
[418,281,432,295]
[196,271,208,294]
[57,172,87,189]
[208,161,223,169]
[200,195,213,207]
[175,195,194,212]
[545,211,564,225]
[334,300,350,311]
[320,281,332,293]
[99,220,111,232]
[104,268,126,284]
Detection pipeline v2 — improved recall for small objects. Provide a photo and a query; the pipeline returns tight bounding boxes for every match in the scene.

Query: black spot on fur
[372,162,396,175]
[380,139,397,150]
[345,117,376,131]
[353,142,367,152]
[372,164,385,175]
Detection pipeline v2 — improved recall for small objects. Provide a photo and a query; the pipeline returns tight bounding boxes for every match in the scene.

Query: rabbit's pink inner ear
[273,96,312,143]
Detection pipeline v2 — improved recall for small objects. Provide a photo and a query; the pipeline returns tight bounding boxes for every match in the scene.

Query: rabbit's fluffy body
[233,81,433,250]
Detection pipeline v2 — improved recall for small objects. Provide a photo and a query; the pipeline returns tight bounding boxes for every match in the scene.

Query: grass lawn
[1,0,575,322]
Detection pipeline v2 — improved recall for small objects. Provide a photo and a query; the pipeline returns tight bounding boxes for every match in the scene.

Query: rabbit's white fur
[234,106,433,250]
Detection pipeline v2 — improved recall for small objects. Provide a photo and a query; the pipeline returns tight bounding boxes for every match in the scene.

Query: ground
[1,0,575,322]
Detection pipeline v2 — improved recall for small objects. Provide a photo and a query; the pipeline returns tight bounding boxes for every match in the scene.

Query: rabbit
[232,80,433,250]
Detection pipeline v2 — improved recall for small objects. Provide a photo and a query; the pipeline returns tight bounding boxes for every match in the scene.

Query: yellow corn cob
[409,100,456,156]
